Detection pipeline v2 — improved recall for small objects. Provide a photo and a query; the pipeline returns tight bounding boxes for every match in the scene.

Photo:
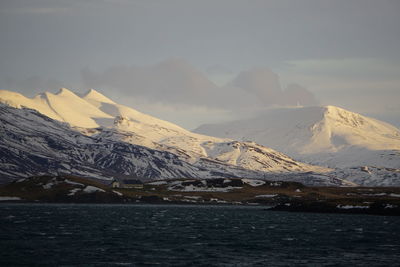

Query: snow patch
[337,205,369,209]
[184,196,202,199]
[269,182,282,187]
[68,188,81,196]
[210,198,227,203]
[242,179,265,187]
[42,182,54,189]
[83,186,105,193]
[112,190,123,196]
[64,179,84,186]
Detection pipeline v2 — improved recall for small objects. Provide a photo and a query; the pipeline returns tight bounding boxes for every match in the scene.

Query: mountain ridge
[2,88,399,186]
[0,88,327,175]
[0,103,349,186]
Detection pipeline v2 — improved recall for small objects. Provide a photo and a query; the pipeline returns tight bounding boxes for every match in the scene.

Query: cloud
[82,58,216,104]
[82,59,318,110]
[232,68,282,105]
[205,64,235,86]
[81,58,264,109]
[231,67,318,106]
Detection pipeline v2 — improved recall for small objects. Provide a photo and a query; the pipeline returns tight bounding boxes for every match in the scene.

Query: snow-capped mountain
[2,88,399,185]
[0,103,223,182]
[0,88,113,128]
[195,106,400,185]
[0,89,328,175]
[0,103,352,186]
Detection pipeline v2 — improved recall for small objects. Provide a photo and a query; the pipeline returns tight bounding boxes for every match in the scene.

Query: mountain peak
[82,88,115,104]
[195,105,400,161]
[324,105,351,114]
[56,88,75,96]
[322,105,370,128]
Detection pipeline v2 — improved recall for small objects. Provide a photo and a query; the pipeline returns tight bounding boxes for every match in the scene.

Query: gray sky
[1,0,399,129]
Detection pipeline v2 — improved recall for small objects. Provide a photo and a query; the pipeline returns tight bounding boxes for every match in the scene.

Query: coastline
[1,175,400,216]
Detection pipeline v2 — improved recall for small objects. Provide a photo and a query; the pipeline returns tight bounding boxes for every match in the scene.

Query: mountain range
[1,88,399,186]
[0,88,347,186]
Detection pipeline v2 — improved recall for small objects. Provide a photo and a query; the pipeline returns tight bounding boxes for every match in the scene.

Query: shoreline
[1,200,399,216]
[1,175,400,216]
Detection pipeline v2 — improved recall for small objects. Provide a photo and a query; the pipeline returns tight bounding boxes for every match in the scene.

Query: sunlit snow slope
[195,106,400,185]
[0,103,272,183]
[0,89,327,175]
[195,106,400,165]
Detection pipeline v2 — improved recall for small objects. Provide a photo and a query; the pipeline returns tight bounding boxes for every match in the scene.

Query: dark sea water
[1,204,400,266]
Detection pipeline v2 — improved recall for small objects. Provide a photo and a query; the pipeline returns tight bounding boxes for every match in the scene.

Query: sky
[0,0,399,129]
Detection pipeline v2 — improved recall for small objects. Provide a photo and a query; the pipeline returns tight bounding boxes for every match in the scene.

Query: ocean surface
[1,204,400,266]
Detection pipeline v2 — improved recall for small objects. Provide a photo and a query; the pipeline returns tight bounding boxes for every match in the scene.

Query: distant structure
[110,179,143,189]
[111,179,120,188]
[122,179,143,189]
